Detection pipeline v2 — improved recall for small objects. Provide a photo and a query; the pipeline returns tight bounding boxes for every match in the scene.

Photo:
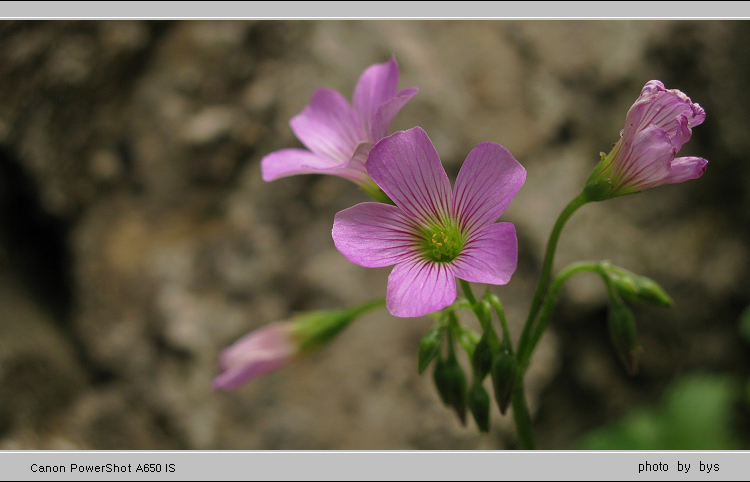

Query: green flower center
[418,223,464,263]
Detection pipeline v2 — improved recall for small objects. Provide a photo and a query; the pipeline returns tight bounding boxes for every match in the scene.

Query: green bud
[433,354,468,426]
[418,327,443,374]
[471,334,494,381]
[490,349,517,415]
[607,293,641,375]
[605,264,673,307]
[468,382,491,433]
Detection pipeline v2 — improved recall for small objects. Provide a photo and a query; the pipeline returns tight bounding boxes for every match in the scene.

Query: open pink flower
[586,80,708,199]
[261,56,417,192]
[332,127,526,317]
[213,323,297,391]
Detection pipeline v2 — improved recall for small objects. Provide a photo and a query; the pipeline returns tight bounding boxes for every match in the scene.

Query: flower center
[419,223,464,263]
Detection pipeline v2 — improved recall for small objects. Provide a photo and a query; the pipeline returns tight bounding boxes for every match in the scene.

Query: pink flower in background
[586,80,708,199]
[332,127,526,317]
[213,323,296,391]
[261,56,418,192]
[213,302,382,390]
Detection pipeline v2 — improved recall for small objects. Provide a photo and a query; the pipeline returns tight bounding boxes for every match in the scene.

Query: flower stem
[486,294,513,352]
[511,376,535,449]
[523,262,602,363]
[516,191,590,370]
[510,191,590,450]
[459,279,478,306]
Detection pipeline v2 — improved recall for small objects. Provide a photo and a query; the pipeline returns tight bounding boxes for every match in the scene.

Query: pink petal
[332,202,419,268]
[261,148,343,181]
[261,145,372,185]
[290,88,363,164]
[452,142,526,235]
[670,114,692,152]
[615,125,675,190]
[662,156,708,185]
[451,222,518,285]
[353,56,400,142]
[623,81,705,151]
[367,127,452,226]
[369,87,418,141]
[387,258,456,317]
[213,324,296,391]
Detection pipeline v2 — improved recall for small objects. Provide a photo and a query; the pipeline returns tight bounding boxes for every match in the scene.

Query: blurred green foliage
[576,373,743,450]
[577,304,750,450]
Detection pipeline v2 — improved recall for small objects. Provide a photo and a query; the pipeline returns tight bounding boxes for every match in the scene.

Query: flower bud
[213,323,297,391]
[433,354,468,426]
[605,264,673,307]
[607,293,642,375]
[214,300,384,390]
[471,334,493,381]
[418,327,442,374]
[468,382,491,433]
[584,80,707,200]
[490,349,517,415]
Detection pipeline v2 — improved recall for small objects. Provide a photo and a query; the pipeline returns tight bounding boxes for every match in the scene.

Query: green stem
[516,191,590,368]
[521,262,603,365]
[509,191,590,451]
[459,279,478,306]
[486,294,513,352]
[511,376,535,449]
[351,297,387,316]
[447,310,479,357]
[460,279,495,343]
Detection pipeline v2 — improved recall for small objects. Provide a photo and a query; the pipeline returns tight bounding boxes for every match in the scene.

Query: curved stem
[509,191,589,451]
[521,262,603,365]
[487,294,513,352]
[516,192,590,369]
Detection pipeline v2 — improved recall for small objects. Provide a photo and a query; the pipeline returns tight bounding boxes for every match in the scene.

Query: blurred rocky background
[0,20,748,450]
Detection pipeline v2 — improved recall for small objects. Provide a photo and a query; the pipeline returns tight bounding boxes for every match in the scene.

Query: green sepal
[607,292,641,375]
[471,334,494,382]
[604,263,673,307]
[433,354,468,426]
[490,349,517,415]
[468,382,491,433]
[583,177,616,202]
[293,299,385,353]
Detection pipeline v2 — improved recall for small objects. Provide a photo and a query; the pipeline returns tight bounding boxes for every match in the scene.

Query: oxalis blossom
[585,80,707,200]
[332,127,526,318]
[261,56,418,197]
[214,301,382,390]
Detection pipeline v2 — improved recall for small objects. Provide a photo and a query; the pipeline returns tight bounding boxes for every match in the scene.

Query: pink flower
[261,56,417,193]
[332,127,526,318]
[213,323,297,391]
[586,80,708,199]
[213,301,383,390]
